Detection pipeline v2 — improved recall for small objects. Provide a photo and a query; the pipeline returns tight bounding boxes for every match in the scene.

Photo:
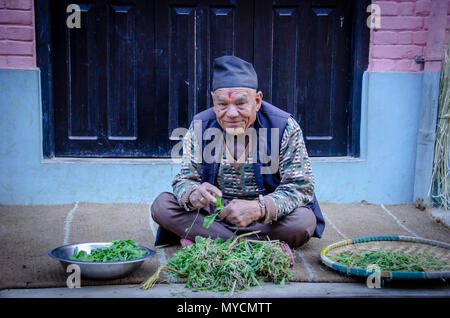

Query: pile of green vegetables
[141,194,292,293]
[140,233,292,293]
[330,248,449,272]
[70,239,148,262]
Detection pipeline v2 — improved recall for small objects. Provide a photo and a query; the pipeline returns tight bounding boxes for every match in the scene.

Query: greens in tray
[329,248,449,272]
[70,239,148,262]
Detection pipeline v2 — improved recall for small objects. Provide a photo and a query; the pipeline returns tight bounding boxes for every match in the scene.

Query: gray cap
[212,55,258,91]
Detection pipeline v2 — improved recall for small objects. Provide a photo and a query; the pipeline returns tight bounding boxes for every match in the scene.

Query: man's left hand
[218,199,261,227]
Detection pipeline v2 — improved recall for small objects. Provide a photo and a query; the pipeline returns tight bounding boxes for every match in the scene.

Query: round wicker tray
[320,235,450,280]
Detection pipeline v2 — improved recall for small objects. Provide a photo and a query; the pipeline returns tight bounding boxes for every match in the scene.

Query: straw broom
[430,37,450,210]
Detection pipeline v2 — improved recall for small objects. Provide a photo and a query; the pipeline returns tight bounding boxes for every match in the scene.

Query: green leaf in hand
[203,213,217,229]
[215,194,225,211]
[203,194,224,229]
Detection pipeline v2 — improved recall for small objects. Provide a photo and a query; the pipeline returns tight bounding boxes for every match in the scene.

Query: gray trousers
[151,192,317,249]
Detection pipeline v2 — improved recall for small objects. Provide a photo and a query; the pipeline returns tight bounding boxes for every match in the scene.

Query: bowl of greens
[48,239,155,280]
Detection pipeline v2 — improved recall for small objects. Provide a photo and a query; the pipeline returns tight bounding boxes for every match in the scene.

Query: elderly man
[151,55,325,250]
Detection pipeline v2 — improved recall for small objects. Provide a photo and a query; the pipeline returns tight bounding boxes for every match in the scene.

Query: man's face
[211,87,263,135]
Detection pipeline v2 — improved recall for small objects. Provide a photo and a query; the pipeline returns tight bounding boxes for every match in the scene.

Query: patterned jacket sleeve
[171,122,202,211]
[263,117,315,223]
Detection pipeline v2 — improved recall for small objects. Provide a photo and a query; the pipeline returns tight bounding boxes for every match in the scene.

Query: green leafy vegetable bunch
[70,239,148,262]
[330,248,449,272]
[141,233,292,293]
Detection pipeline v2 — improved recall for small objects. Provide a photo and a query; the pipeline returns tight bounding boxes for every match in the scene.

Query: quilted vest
[193,100,325,238]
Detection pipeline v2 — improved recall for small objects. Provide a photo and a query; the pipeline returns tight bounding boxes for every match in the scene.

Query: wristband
[257,195,267,223]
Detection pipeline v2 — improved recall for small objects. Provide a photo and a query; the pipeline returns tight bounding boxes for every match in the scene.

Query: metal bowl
[48,242,156,280]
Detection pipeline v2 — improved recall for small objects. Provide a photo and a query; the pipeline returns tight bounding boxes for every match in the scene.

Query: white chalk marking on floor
[295,250,318,282]
[63,201,79,245]
[322,211,348,239]
[380,204,421,238]
[148,202,167,266]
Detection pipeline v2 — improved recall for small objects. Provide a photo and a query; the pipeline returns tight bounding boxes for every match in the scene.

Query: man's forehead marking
[216,90,249,100]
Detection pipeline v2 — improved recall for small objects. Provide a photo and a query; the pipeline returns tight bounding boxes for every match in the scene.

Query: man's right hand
[189,182,222,209]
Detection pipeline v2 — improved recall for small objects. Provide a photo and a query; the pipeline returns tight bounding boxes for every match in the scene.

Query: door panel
[254,0,353,156]
[153,0,254,151]
[106,4,138,140]
[168,6,196,135]
[272,7,299,119]
[53,0,147,156]
[53,0,253,157]
[66,3,97,141]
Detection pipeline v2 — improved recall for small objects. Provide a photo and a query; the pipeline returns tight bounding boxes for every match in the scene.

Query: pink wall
[369,0,450,72]
[0,1,449,72]
[0,0,35,69]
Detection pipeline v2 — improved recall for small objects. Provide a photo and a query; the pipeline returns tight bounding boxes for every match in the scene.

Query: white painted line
[295,250,318,282]
[380,204,421,238]
[148,203,167,266]
[63,201,79,245]
[322,211,348,239]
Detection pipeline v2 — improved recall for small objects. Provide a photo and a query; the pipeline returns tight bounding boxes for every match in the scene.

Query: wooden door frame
[36,0,55,158]
[348,0,370,157]
[35,0,369,159]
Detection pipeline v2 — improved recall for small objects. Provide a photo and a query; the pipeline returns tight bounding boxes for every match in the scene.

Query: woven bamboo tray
[320,235,450,280]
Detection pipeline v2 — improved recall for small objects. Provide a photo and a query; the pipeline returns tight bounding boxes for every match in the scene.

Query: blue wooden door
[49,0,354,157]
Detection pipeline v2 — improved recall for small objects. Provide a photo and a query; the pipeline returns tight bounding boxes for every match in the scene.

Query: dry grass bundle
[430,39,450,210]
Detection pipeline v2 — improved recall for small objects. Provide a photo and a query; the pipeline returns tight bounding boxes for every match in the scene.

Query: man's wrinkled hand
[218,199,261,227]
[189,182,222,209]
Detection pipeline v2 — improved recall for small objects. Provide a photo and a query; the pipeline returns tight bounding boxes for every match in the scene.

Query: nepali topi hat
[212,55,258,91]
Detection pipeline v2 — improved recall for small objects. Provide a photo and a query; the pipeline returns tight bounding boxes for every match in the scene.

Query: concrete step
[1,282,449,298]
